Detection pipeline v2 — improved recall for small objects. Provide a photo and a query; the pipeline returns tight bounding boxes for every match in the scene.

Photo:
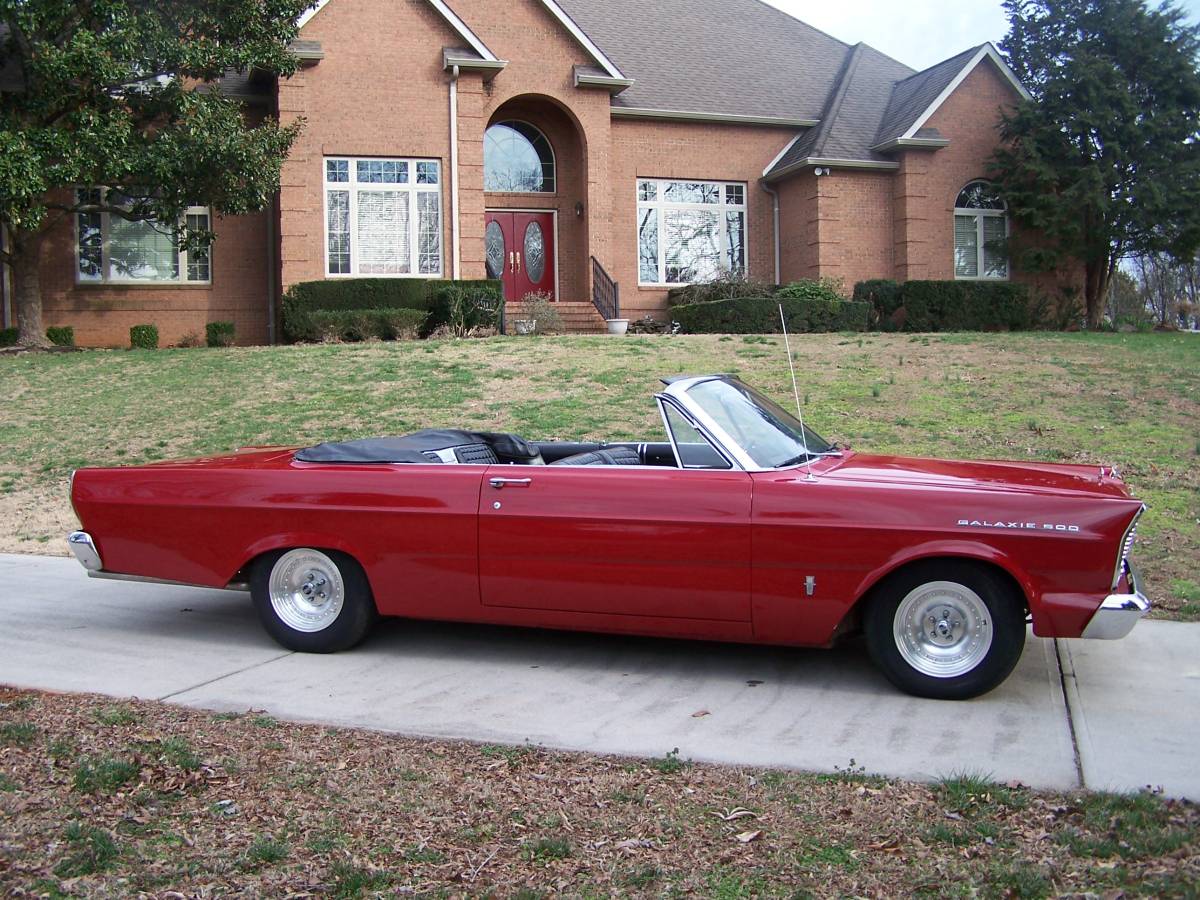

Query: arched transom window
[954,180,1008,280]
[484,121,555,193]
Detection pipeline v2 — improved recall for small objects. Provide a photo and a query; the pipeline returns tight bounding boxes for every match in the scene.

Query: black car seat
[548,446,641,466]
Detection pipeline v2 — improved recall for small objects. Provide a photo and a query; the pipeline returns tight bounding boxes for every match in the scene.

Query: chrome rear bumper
[67,531,103,571]
[1081,562,1151,640]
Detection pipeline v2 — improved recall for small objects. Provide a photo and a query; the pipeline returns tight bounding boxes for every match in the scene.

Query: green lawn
[1,332,1196,617]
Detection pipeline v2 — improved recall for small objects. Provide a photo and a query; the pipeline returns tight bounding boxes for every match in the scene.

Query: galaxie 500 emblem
[957,519,1080,532]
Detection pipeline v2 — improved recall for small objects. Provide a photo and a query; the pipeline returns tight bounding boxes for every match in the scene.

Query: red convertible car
[68,375,1148,699]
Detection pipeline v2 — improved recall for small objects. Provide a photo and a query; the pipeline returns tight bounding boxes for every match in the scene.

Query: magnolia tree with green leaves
[0,0,311,346]
[992,0,1200,329]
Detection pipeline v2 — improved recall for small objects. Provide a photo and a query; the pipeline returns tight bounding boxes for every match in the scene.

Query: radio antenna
[779,303,815,479]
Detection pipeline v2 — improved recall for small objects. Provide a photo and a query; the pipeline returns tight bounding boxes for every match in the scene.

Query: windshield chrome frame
[660,374,824,474]
[655,393,739,471]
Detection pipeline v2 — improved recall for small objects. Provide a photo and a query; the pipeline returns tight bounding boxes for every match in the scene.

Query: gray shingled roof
[556,0,857,122]
[770,42,915,171]
[553,0,998,174]
[874,45,982,146]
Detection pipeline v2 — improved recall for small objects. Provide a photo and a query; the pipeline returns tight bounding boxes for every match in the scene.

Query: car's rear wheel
[863,561,1026,700]
[250,548,376,652]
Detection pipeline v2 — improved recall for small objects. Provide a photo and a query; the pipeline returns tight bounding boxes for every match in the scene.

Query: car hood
[820,452,1135,499]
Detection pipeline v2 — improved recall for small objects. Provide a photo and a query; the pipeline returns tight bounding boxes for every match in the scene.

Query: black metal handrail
[591,256,620,321]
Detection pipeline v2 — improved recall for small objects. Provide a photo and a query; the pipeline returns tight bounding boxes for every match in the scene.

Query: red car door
[478,466,752,622]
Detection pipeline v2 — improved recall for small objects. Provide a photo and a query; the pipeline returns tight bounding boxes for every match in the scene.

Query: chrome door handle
[489,477,532,489]
[509,251,515,273]
[516,251,521,273]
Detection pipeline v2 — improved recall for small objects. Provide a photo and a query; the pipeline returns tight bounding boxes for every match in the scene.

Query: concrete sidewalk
[1,553,1195,797]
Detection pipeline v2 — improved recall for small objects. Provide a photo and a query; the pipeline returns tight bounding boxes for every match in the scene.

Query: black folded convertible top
[294,429,539,464]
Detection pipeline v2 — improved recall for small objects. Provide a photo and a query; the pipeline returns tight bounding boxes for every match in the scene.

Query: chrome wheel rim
[268,549,345,633]
[893,580,992,678]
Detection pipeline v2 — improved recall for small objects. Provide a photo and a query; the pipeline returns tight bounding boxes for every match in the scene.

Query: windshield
[684,378,832,469]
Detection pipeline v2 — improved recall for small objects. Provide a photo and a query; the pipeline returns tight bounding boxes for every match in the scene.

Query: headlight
[1112,504,1145,590]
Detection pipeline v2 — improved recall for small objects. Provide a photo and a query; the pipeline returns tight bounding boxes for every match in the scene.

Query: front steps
[506,301,607,334]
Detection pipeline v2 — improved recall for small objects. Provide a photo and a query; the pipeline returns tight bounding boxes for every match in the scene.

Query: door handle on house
[515,251,521,273]
[509,251,515,273]
[489,477,532,489]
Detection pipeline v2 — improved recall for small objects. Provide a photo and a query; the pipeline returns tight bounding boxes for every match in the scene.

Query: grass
[0,686,1196,896]
[1,332,1195,616]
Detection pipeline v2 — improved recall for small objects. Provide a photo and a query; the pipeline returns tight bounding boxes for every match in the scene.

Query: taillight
[1112,504,1145,590]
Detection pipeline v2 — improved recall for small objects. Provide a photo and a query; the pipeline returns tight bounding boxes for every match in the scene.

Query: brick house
[6,0,1075,345]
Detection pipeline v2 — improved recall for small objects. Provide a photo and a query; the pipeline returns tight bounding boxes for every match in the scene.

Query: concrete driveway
[1,553,1196,798]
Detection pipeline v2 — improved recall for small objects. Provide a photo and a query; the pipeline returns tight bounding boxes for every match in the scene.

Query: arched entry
[483,96,587,302]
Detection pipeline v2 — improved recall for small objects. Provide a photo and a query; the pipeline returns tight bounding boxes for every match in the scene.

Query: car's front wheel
[863,561,1026,700]
[250,548,376,652]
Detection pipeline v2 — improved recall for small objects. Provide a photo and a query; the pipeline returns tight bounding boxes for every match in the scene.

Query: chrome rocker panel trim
[68,530,248,592]
[1082,562,1151,640]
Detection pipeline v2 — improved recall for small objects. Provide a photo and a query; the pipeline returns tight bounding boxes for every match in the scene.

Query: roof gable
[298,0,501,62]
[874,43,1030,147]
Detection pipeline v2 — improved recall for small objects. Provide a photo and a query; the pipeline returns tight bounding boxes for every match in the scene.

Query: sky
[766,0,1200,70]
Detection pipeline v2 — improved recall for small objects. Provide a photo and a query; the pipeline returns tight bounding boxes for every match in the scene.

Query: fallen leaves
[0,685,1196,898]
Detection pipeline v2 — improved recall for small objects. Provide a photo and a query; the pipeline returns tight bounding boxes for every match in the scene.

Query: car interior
[293,429,727,468]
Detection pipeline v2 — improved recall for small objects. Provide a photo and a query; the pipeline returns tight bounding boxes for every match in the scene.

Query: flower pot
[514,319,536,335]
[606,318,629,335]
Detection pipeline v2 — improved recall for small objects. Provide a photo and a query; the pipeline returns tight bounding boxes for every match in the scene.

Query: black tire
[249,548,377,652]
[863,560,1026,700]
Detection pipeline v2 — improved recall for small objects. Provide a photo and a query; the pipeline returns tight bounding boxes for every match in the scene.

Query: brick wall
[36,197,270,348]
[609,119,796,319]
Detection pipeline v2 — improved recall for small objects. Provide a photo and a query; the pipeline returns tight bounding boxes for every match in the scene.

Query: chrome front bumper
[67,531,103,571]
[1081,562,1151,640]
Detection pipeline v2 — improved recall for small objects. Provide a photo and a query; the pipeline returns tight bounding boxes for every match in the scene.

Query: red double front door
[485,211,555,301]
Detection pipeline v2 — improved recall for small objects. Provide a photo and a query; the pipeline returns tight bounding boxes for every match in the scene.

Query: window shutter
[954,215,979,278]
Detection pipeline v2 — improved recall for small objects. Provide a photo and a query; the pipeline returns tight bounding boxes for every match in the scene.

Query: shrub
[852,279,904,329]
[309,308,428,342]
[511,291,562,334]
[776,277,846,301]
[177,331,204,348]
[0,327,17,347]
[667,274,777,307]
[129,324,158,349]
[901,281,1032,332]
[850,279,1037,331]
[205,321,235,347]
[46,326,75,347]
[282,278,433,342]
[429,280,503,337]
[673,295,870,334]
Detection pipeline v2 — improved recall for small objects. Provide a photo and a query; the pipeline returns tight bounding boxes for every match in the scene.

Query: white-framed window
[324,157,442,277]
[954,180,1008,280]
[75,189,211,285]
[636,178,747,285]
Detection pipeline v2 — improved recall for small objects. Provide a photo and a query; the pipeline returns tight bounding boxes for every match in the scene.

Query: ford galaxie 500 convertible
[68,375,1148,700]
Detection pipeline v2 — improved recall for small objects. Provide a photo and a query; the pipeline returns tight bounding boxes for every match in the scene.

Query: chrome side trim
[86,570,250,592]
[1111,504,1146,590]
[1082,562,1151,640]
[67,531,102,571]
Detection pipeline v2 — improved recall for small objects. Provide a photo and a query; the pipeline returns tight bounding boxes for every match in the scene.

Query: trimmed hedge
[852,279,904,328]
[0,327,16,347]
[673,295,870,334]
[308,308,428,342]
[205,321,235,347]
[46,326,75,347]
[129,324,158,349]
[852,279,1035,331]
[282,278,502,342]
